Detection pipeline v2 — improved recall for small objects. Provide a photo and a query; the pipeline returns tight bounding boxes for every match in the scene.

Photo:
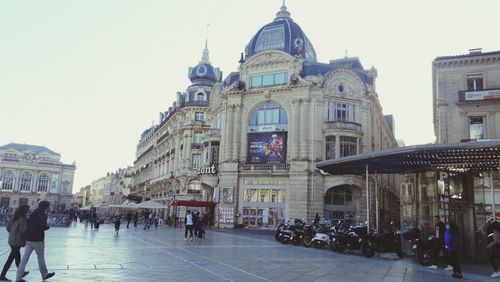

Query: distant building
[85,167,133,207]
[0,143,76,210]
[433,48,500,143]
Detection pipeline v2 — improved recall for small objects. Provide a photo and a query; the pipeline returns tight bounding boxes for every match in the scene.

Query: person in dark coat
[126,212,132,229]
[0,205,29,281]
[15,201,55,282]
[133,212,138,229]
[445,222,463,279]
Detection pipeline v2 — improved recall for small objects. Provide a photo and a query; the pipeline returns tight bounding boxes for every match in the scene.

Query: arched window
[325,186,353,206]
[187,180,202,194]
[2,171,14,190]
[37,174,49,192]
[20,172,32,191]
[196,92,205,101]
[248,102,287,132]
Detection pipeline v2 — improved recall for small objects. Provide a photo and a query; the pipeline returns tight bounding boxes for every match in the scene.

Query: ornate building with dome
[131,3,399,227]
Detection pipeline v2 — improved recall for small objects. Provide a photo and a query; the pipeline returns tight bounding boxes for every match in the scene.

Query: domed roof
[188,41,221,84]
[245,3,317,62]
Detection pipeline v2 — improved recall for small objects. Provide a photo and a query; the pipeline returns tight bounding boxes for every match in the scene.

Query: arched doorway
[324,185,358,223]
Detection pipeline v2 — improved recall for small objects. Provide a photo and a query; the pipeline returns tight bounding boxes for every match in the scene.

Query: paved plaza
[0,223,497,282]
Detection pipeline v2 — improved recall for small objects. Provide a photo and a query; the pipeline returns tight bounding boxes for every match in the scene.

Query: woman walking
[0,205,30,282]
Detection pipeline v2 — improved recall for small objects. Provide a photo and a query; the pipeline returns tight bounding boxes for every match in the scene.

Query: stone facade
[433,49,500,143]
[0,143,76,210]
[85,167,133,207]
[130,4,400,228]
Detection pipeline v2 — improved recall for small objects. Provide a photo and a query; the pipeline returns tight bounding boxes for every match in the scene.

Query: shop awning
[316,140,500,175]
[172,200,216,208]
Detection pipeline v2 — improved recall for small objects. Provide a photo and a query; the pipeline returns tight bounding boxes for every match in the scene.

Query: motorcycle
[330,223,367,253]
[401,227,442,266]
[361,227,403,258]
[280,220,305,245]
[301,224,317,248]
[311,224,335,248]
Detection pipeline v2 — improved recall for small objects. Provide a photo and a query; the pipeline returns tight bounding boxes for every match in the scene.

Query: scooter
[330,223,367,253]
[311,224,335,248]
[361,227,403,258]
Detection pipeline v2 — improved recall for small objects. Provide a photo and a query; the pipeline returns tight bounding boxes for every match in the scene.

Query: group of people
[1,201,55,282]
[184,210,207,241]
[427,215,500,279]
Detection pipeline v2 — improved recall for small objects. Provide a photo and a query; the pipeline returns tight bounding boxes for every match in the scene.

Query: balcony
[202,128,221,143]
[181,100,209,108]
[191,143,203,150]
[458,88,500,102]
[324,121,362,133]
[240,163,290,173]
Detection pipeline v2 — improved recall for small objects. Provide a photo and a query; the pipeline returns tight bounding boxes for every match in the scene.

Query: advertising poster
[50,174,59,193]
[219,207,234,224]
[247,132,287,163]
[222,187,233,204]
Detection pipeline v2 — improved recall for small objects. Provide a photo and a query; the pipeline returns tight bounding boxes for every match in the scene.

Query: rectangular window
[193,133,203,144]
[211,146,219,164]
[328,102,356,122]
[250,72,287,88]
[0,197,10,208]
[469,116,485,140]
[339,136,357,157]
[467,75,484,91]
[195,112,204,122]
[19,198,28,206]
[192,154,201,170]
[326,136,336,160]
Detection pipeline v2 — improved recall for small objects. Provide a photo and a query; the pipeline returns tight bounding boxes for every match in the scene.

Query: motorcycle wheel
[274,232,280,241]
[417,247,433,266]
[331,240,346,253]
[302,235,313,248]
[362,243,375,258]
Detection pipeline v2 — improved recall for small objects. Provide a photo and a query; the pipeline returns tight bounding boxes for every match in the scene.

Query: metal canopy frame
[316,140,500,231]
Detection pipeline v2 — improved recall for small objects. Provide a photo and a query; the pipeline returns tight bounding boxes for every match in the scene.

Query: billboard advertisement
[247,132,287,163]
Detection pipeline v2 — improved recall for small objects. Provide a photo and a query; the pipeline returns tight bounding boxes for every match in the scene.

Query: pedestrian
[487,221,500,278]
[16,201,55,282]
[444,222,463,279]
[428,216,452,270]
[143,210,150,230]
[126,212,132,229]
[90,208,97,230]
[133,212,138,229]
[113,213,122,235]
[184,210,194,241]
[313,213,320,227]
[154,215,159,229]
[0,205,30,282]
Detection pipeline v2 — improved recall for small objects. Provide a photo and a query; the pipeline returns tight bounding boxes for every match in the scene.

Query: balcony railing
[191,143,203,150]
[181,101,209,108]
[324,121,362,132]
[240,163,290,172]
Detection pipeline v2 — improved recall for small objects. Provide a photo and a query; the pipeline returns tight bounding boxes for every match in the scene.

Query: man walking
[184,210,194,241]
[16,201,55,282]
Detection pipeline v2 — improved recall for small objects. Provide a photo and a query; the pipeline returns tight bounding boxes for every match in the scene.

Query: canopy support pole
[366,164,370,233]
[493,164,497,221]
[375,174,379,231]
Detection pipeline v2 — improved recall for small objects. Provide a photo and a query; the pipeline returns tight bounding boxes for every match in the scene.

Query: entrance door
[450,203,475,260]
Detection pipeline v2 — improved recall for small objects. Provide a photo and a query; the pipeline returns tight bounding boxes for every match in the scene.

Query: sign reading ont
[198,164,217,175]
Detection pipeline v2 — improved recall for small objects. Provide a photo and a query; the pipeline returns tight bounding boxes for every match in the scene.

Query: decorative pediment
[322,69,367,98]
[243,50,295,70]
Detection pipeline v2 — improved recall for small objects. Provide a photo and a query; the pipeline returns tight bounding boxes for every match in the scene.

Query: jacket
[444,229,461,253]
[24,208,49,242]
[6,217,28,247]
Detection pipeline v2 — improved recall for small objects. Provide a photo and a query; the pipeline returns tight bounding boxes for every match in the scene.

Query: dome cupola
[188,40,221,84]
[244,1,317,62]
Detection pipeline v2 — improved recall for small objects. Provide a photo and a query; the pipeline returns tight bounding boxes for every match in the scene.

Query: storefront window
[244,189,284,203]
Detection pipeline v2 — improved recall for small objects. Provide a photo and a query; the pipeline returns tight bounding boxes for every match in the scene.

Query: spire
[274,0,291,21]
[201,39,210,64]
[201,24,210,64]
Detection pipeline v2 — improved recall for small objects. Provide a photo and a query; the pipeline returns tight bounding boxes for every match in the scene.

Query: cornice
[433,55,500,68]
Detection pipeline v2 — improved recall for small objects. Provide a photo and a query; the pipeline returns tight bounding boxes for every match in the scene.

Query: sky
[1,0,499,193]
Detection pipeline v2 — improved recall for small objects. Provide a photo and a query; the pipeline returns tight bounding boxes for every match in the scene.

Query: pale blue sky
[1,0,499,192]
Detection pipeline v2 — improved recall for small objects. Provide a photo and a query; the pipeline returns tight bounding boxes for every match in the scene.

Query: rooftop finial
[275,0,290,20]
[201,24,210,64]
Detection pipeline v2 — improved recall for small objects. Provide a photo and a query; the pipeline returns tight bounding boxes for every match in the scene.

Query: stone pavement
[0,223,497,282]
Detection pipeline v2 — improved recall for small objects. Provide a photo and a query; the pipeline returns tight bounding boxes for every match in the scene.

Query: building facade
[131,4,400,227]
[0,143,76,210]
[84,167,134,207]
[429,49,500,259]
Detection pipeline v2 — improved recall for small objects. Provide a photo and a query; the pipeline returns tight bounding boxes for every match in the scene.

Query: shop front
[317,140,500,261]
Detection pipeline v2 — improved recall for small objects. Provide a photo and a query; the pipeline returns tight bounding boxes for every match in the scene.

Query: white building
[0,143,76,210]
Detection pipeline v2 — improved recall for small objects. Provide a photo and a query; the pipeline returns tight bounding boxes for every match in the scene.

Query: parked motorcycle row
[274,220,441,266]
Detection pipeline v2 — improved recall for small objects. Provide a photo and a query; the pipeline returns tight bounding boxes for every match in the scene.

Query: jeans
[448,251,462,274]
[490,244,500,272]
[16,241,48,280]
[143,219,150,230]
[0,245,21,278]
[185,225,193,238]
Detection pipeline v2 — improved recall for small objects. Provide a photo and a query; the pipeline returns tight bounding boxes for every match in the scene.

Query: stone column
[290,99,300,160]
[300,99,309,159]
[224,105,234,161]
[233,104,242,161]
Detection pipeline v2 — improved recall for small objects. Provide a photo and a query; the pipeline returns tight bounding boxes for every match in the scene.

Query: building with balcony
[130,41,221,219]
[203,4,399,227]
[130,4,399,227]
[0,143,76,210]
[433,48,500,143]
[84,167,134,207]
